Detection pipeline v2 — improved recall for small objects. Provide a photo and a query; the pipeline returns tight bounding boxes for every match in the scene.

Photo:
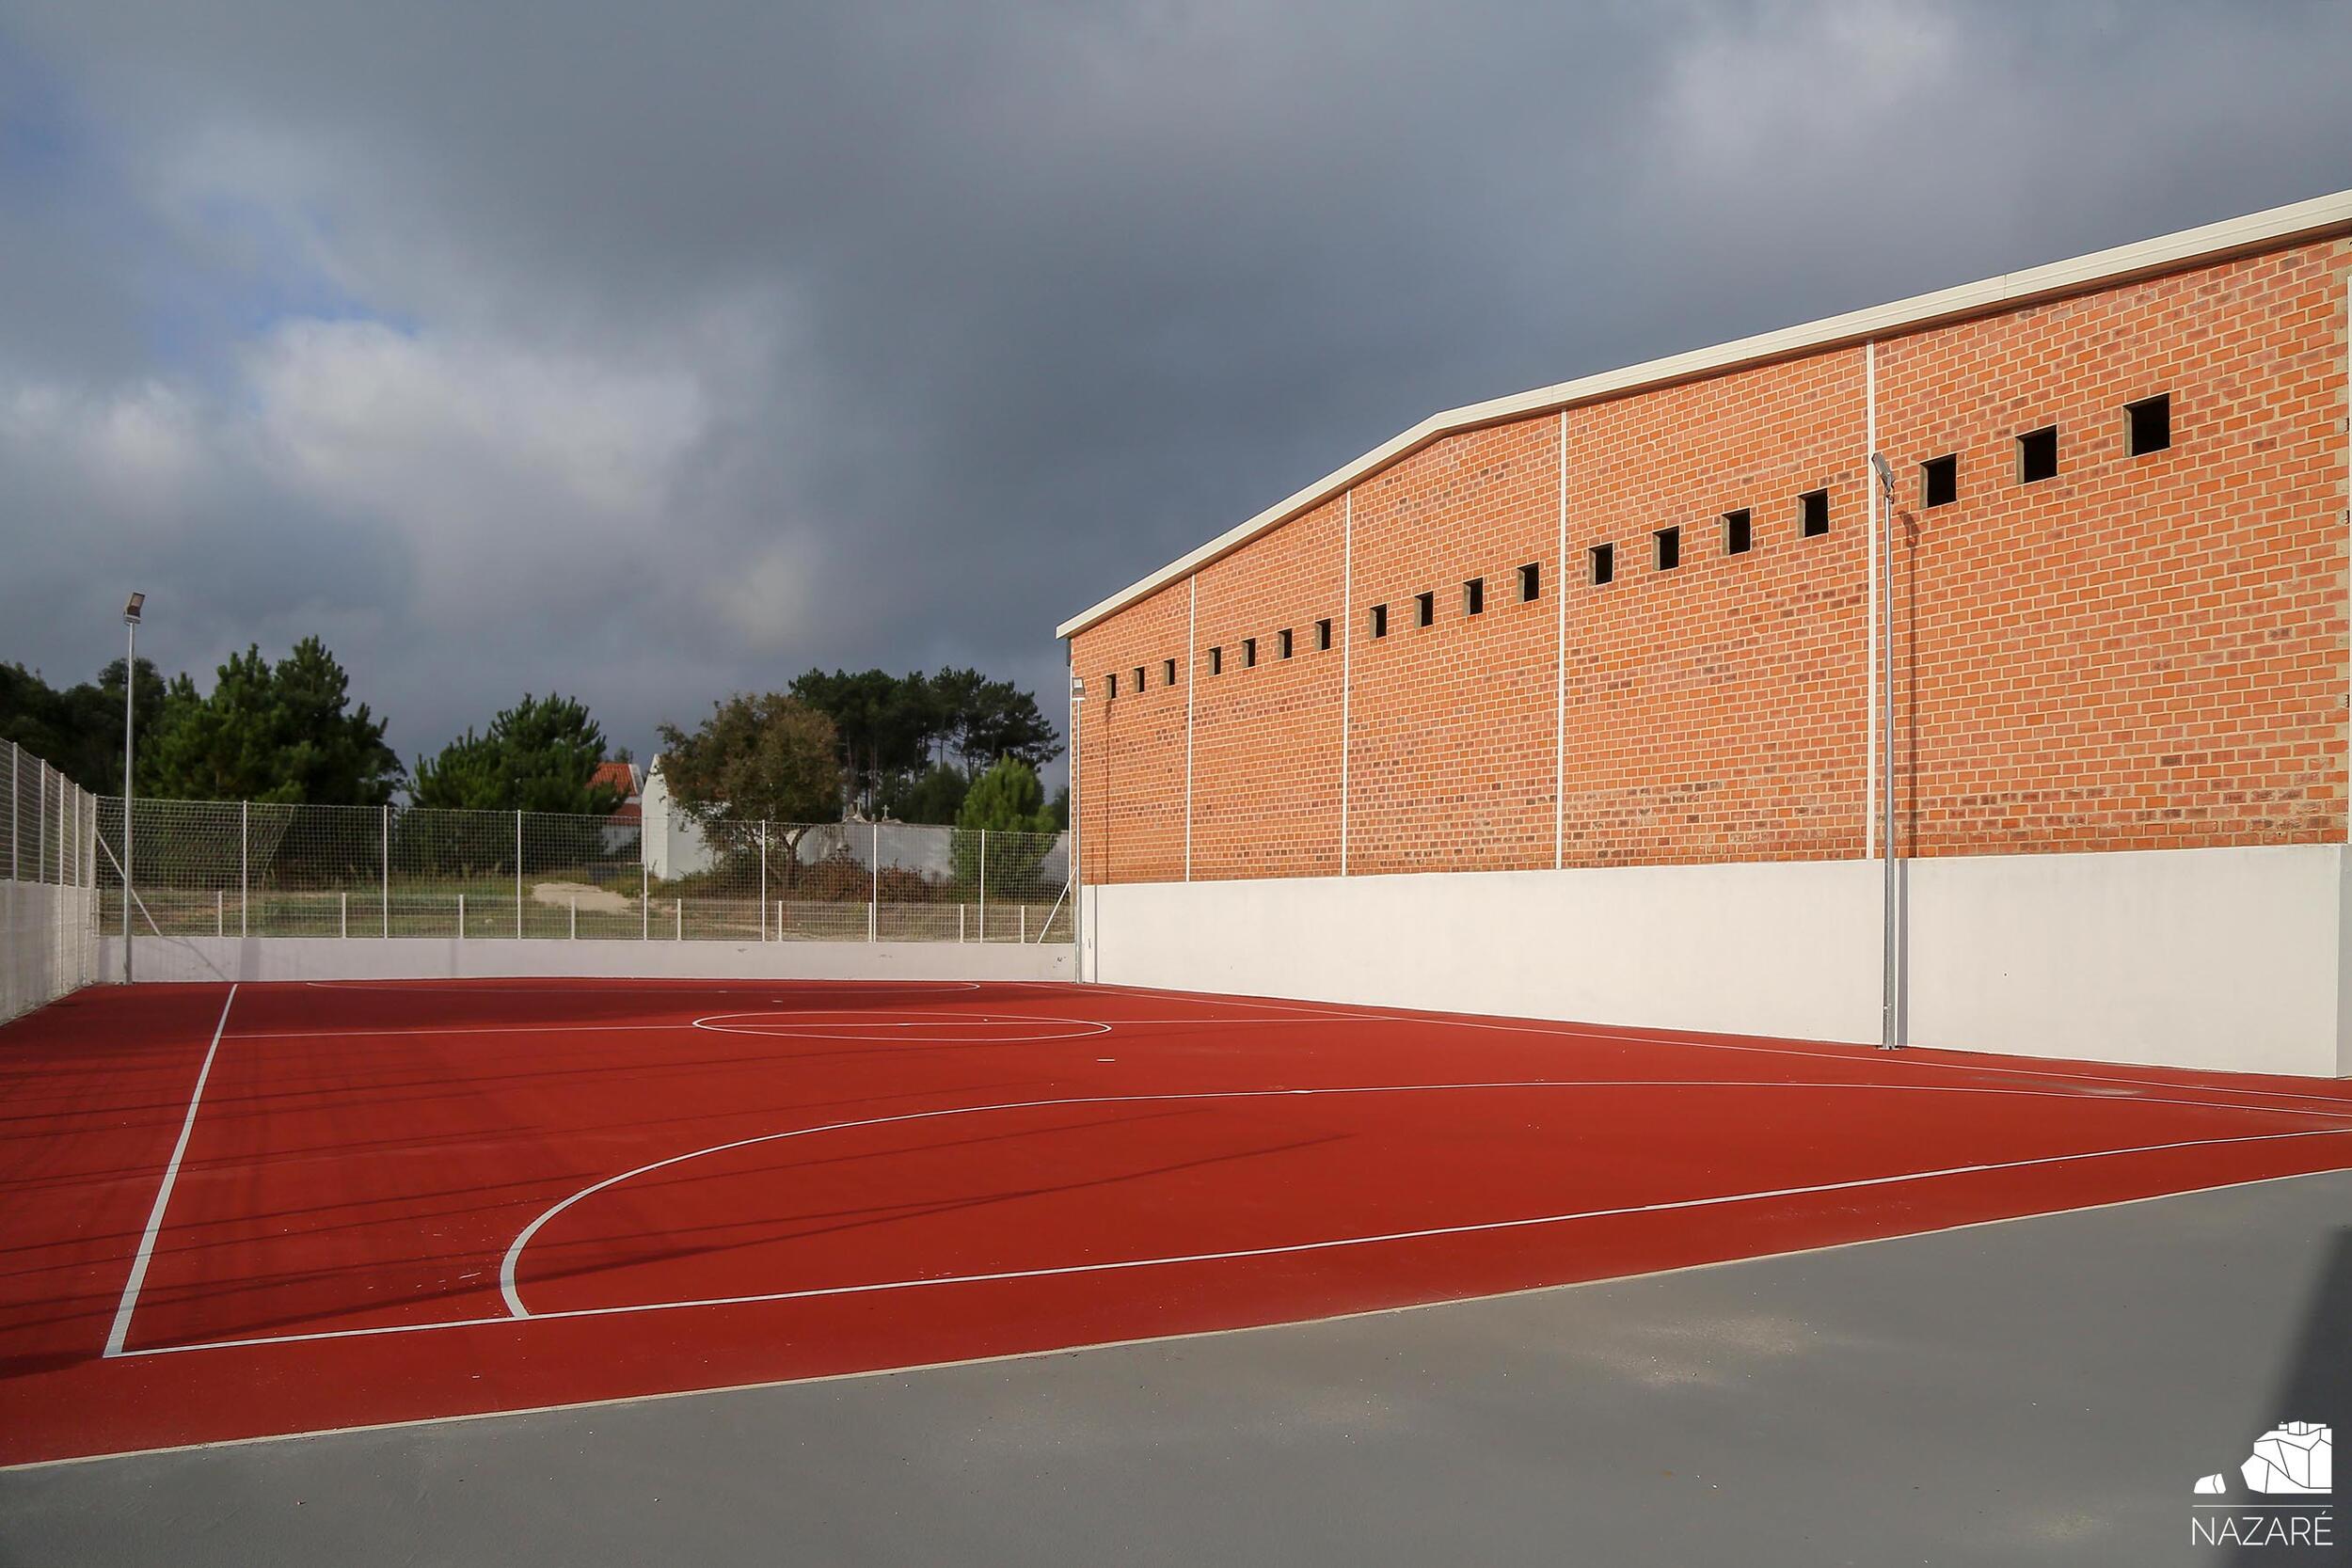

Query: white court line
[494,1076,2352,1318]
[224,1014,1299,1042]
[691,1011,1112,1043]
[29,1160,2345,1472]
[123,1099,2352,1357]
[103,985,239,1359]
[1113,985,2352,1109]
[229,1022,691,1040]
[294,979,987,994]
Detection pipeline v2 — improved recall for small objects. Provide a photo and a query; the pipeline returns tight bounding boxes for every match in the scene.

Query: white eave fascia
[1057,187,2352,641]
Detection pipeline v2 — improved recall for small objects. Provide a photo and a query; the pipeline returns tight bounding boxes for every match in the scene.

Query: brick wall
[1347,420,1559,874]
[1071,582,1187,886]
[1878,239,2350,852]
[1193,498,1348,879]
[1073,235,2350,884]
[1562,349,1870,864]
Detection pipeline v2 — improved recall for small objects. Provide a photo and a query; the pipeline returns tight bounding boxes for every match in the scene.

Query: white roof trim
[1058,188,2352,641]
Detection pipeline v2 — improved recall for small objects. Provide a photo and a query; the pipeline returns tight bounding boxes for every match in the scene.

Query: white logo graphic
[2196,1423,2333,1497]
[2191,1423,2332,1549]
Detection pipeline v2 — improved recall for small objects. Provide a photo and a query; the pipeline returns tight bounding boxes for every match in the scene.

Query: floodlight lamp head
[1070,675,1087,702]
[123,592,145,625]
[1868,452,1895,495]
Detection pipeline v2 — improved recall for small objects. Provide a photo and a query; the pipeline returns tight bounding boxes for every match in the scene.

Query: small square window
[1415,592,1435,627]
[1162,658,1177,687]
[2126,394,2170,457]
[1518,562,1540,602]
[1370,604,1389,639]
[1106,673,1119,700]
[1209,646,1223,675]
[1590,544,1614,586]
[1132,666,1145,693]
[1799,489,1830,538]
[1279,627,1295,659]
[1242,637,1257,669]
[1464,578,1485,616]
[2017,426,2058,484]
[1921,455,1957,508]
[1315,618,1333,651]
[1723,509,1752,556]
[1655,527,1680,572]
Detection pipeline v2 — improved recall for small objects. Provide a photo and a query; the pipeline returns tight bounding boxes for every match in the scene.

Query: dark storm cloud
[2,0,2347,783]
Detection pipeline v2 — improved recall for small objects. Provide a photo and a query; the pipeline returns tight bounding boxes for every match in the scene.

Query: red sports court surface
[4,977,2350,1468]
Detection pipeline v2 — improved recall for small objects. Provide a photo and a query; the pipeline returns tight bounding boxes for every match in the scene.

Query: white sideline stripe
[125,1108,2352,1358]
[690,1011,1112,1043]
[31,1162,2345,1471]
[1119,985,2352,1109]
[103,985,238,1359]
[496,1077,2352,1319]
[294,979,989,994]
[224,1014,1302,1042]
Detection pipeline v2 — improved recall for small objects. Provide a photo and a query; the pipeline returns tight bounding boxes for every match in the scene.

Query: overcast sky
[2,1,2347,787]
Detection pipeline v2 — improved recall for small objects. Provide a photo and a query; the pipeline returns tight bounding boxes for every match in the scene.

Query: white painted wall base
[99,935,1073,987]
[1080,844,2350,1078]
[4,881,99,1022]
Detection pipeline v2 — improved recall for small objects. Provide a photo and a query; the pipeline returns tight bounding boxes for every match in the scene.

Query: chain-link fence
[94,799,1073,945]
[4,740,101,1022]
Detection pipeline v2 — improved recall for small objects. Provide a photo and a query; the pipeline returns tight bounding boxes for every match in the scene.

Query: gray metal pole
[121,618,135,983]
[516,809,524,939]
[239,798,248,938]
[382,803,390,936]
[1875,453,1898,1050]
[759,823,769,942]
[978,828,987,942]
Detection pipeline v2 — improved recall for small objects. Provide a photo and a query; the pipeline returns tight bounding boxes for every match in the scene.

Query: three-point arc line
[105,1004,2352,1359]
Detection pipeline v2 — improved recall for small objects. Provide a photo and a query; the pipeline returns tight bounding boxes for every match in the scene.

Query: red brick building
[1059,192,2352,1077]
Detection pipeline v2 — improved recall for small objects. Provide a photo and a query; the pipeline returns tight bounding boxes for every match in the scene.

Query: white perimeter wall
[101,935,1073,987]
[1081,844,2349,1078]
[4,881,99,1022]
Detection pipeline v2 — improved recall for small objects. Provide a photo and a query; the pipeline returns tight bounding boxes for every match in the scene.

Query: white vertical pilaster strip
[1341,490,1353,877]
[1185,575,1197,882]
[1554,408,1568,870]
[1865,340,1879,863]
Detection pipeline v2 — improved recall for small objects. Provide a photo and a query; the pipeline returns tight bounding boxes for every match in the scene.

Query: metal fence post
[675,897,683,942]
[516,809,524,939]
[341,891,348,939]
[978,828,987,942]
[758,823,769,942]
[239,799,248,937]
[570,897,577,940]
[457,891,465,938]
[8,740,17,882]
[868,820,879,942]
[642,846,649,941]
[382,803,390,937]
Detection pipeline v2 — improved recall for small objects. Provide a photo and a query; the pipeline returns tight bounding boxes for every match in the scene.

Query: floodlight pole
[120,593,145,984]
[1870,453,1898,1050]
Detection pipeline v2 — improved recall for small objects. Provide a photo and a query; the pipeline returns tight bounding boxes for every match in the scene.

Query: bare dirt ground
[531,880,633,912]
